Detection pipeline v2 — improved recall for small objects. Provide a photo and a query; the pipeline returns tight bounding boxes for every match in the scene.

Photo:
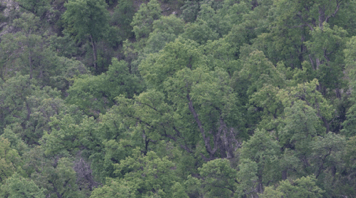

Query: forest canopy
[1,0,356,197]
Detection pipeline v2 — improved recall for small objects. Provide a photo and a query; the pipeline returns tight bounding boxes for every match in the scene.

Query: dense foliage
[1,0,356,197]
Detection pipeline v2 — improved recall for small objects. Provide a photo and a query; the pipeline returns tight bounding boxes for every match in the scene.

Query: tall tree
[63,0,110,71]
[0,138,23,184]
[261,176,324,198]
[0,173,45,198]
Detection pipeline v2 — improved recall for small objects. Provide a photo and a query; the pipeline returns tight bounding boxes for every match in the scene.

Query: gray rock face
[0,0,19,17]
[0,0,19,37]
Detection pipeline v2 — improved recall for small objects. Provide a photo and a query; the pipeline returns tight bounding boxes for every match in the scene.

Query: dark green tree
[63,0,110,70]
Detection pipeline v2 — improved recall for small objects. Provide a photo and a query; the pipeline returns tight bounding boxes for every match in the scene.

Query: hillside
[1,0,356,197]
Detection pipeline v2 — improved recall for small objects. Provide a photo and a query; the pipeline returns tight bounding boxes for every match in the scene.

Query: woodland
[0,0,356,197]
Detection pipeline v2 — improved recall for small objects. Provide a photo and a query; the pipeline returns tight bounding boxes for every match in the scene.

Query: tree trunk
[257,177,264,194]
[282,169,288,180]
[89,35,97,71]
[29,50,33,79]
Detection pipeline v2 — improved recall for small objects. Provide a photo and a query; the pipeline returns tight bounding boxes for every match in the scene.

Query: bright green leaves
[305,23,348,92]
[251,0,352,100]
[92,149,183,198]
[23,147,84,198]
[233,50,285,132]
[131,0,161,41]
[66,59,143,117]
[263,0,348,67]
[113,90,179,156]
[236,159,259,197]
[197,158,238,197]
[90,179,134,198]
[0,127,28,156]
[145,15,185,54]
[2,0,356,196]
[203,38,240,76]
[182,19,219,45]
[240,129,279,168]
[239,129,280,193]
[0,138,23,184]
[0,75,66,144]
[342,36,356,137]
[104,59,143,99]
[261,176,324,198]
[0,173,45,198]
[306,24,348,67]
[139,38,242,159]
[42,115,100,158]
[65,74,108,116]
[249,84,282,130]
[140,39,205,89]
[278,79,333,132]
[280,101,320,150]
[115,150,177,197]
[310,133,345,179]
[239,50,285,95]
[344,36,356,91]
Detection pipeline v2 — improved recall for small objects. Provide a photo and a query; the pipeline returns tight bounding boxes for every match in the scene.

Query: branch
[308,54,316,70]
[325,0,342,23]
[187,92,216,157]
[315,148,332,178]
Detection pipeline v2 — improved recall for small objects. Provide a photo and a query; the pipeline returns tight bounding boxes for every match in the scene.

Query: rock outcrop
[0,0,19,37]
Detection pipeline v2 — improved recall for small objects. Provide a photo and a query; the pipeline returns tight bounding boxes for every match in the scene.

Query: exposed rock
[0,0,19,37]
[0,0,19,17]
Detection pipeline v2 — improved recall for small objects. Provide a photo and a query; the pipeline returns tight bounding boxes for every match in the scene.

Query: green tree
[0,13,88,89]
[277,79,333,133]
[144,14,185,54]
[41,114,101,158]
[0,74,69,144]
[182,19,219,45]
[261,176,324,198]
[0,13,49,81]
[89,179,134,198]
[17,0,51,18]
[180,0,200,23]
[66,58,143,117]
[239,129,280,194]
[236,159,259,197]
[198,158,238,197]
[122,0,162,73]
[339,136,356,196]
[0,138,23,183]
[343,36,356,137]
[232,50,285,133]
[116,38,243,162]
[92,149,182,198]
[0,173,45,198]
[63,0,110,70]
[304,23,348,95]
[111,0,135,40]
[23,147,84,198]
[252,0,353,99]
[0,126,28,156]
[309,133,345,195]
[131,0,161,41]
